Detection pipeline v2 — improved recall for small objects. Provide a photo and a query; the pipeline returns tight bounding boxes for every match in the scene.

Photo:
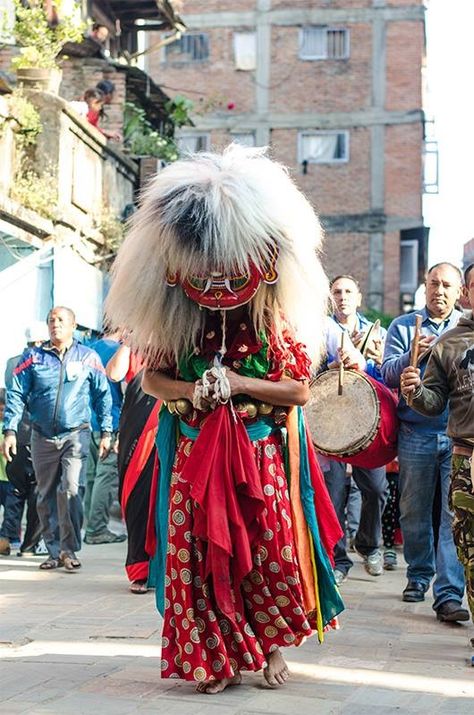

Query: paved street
[0,538,473,715]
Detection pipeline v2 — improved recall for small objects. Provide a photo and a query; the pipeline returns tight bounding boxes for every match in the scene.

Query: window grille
[165,33,210,63]
[299,26,349,60]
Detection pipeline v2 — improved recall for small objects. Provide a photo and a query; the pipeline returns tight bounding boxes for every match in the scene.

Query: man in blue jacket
[381,263,468,623]
[3,306,112,571]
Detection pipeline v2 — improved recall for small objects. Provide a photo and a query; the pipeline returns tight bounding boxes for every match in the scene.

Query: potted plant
[9,0,84,94]
[123,96,194,163]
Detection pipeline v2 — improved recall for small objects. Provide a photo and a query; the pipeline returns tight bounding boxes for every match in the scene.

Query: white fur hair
[105,144,329,367]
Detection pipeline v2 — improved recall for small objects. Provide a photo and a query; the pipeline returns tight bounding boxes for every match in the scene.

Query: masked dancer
[105,145,344,693]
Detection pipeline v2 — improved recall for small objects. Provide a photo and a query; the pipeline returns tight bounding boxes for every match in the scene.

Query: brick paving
[0,541,473,714]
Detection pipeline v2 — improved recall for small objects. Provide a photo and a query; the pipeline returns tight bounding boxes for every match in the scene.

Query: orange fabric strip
[287,407,317,614]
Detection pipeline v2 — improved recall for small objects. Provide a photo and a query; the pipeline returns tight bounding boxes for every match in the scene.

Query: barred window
[165,33,210,63]
[299,26,349,60]
[298,131,349,164]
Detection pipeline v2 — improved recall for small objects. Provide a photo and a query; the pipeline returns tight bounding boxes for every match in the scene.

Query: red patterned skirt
[161,431,316,682]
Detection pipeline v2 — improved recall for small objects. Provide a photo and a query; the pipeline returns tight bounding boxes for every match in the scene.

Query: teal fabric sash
[295,406,344,623]
[149,407,177,615]
[179,416,276,443]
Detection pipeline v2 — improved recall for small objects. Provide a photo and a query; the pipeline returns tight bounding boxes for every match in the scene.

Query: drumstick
[338,331,345,396]
[406,314,423,406]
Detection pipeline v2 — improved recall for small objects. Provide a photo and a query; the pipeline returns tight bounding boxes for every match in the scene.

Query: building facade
[146,0,427,314]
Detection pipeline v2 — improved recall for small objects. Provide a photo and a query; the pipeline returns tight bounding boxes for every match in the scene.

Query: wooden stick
[338,331,345,396]
[406,314,423,406]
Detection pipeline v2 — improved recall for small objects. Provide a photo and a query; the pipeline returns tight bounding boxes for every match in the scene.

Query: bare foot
[196,672,241,694]
[263,648,290,686]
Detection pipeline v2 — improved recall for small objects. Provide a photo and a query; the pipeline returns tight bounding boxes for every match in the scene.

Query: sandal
[60,552,81,572]
[39,556,63,570]
[130,580,148,594]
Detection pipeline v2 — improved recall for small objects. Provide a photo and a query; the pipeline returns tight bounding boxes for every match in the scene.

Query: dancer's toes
[196,672,241,694]
[263,648,290,687]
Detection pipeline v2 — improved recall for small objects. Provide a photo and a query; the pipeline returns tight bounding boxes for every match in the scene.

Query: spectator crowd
[1,260,473,662]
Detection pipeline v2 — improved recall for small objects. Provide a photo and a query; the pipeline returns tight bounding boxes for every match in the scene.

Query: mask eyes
[229,275,250,291]
[187,275,208,290]
[187,273,250,292]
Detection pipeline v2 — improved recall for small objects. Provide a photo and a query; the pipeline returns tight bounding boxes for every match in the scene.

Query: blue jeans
[398,423,465,610]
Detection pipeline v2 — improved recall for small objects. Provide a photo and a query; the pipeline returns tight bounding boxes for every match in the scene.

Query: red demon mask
[166,247,279,311]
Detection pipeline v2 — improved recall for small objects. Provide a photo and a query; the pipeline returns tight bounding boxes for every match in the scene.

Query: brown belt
[452,445,473,458]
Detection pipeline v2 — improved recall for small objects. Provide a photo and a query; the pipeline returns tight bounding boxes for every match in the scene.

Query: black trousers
[0,445,41,551]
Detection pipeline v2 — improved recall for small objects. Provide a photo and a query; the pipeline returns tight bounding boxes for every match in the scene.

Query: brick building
[144,0,427,314]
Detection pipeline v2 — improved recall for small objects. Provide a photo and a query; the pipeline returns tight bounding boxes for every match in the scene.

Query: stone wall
[0,90,137,257]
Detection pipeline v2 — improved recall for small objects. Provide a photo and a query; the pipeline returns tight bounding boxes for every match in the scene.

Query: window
[298,131,349,164]
[400,240,419,293]
[177,133,210,153]
[233,32,256,71]
[299,26,349,60]
[165,33,209,63]
[231,132,256,147]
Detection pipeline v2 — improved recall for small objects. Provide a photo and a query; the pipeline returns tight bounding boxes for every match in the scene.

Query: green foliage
[0,89,42,150]
[10,0,84,70]
[98,208,125,252]
[164,94,194,128]
[10,164,58,220]
[123,101,179,162]
[364,307,394,330]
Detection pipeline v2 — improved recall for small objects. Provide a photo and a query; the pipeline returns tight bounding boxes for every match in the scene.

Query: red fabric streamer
[182,405,267,615]
[121,401,160,516]
[145,451,159,558]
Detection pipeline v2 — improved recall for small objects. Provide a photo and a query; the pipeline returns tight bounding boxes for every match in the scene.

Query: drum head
[305,370,379,457]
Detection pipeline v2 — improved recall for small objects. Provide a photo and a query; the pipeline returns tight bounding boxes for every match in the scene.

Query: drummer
[381,263,468,624]
[321,275,389,587]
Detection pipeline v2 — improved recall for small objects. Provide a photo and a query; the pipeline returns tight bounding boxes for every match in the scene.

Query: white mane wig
[105,144,329,367]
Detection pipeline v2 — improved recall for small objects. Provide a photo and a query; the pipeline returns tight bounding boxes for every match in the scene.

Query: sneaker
[84,529,127,544]
[334,568,347,587]
[435,600,470,623]
[363,549,383,576]
[383,548,397,570]
[34,539,49,556]
[0,537,11,555]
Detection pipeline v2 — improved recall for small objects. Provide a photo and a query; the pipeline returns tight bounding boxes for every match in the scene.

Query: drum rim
[307,369,381,457]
